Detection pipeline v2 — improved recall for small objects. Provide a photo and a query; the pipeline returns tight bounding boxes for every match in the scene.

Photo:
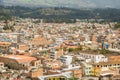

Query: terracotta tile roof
[108,56,120,61]
[30,36,51,45]
[94,61,120,66]
[0,41,11,46]
[0,55,37,63]
[18,45,29,51]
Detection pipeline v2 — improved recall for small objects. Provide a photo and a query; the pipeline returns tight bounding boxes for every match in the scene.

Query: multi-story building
[59,55,73,65]
[83,63,92,76]
[79,52,108,63]
[0,55,37,70]
[91,61,120,77]
[50,49,63,60]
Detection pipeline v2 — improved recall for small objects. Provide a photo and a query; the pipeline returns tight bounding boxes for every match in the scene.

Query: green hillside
[0,6,120,23]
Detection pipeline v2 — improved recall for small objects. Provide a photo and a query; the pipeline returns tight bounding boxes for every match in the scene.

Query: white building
[59,55,73,65]
[79,53,108,63]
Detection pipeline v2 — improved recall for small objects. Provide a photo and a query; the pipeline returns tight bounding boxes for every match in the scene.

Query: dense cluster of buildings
[0,18,120,80]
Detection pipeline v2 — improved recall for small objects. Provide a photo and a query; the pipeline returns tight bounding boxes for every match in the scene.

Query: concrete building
[83,63,92,76]
[29,68,43,78]
[59,55,73,65]
[79,52,108,63]
[0,55,37,69]
[50,49,63,60]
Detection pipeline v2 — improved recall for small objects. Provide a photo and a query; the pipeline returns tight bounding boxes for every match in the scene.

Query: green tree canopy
[114,23,120,29]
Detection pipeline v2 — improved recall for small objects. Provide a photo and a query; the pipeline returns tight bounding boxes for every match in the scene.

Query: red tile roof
[0,55,37,63]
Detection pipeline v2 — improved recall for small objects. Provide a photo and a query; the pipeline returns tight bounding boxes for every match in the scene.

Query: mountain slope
[0,6,120,22]
[0,0,120,9]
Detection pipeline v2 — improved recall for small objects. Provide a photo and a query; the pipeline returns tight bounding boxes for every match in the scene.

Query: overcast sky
[0,0,120,9]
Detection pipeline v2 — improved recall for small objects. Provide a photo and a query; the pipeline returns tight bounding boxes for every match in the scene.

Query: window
[114,64,117,66]
[23,64,25,67]
[104,65,106,67]
[97,65,99,67]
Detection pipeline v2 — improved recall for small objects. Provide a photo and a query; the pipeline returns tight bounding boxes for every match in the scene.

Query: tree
[68,48,74,52]
[100,48,110,54]
[78,45,83,51]
[63,47,67,51]
[114,23,120,29]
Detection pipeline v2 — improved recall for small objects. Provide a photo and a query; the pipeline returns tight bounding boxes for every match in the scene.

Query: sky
[0,0,120,9]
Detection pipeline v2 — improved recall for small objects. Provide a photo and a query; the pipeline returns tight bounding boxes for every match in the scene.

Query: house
[93,61,120,76]
[29,67,43,78]
[90,66,119,77]
[43,60,62,71]
[83,63,92,76]
[50,49,63,60]
[59,55,73,65]
[0,55,37,69]
[79,51,108,63]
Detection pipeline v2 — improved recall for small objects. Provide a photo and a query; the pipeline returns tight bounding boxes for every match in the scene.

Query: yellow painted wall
[90,67,101,77]
[48,77,66,80]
